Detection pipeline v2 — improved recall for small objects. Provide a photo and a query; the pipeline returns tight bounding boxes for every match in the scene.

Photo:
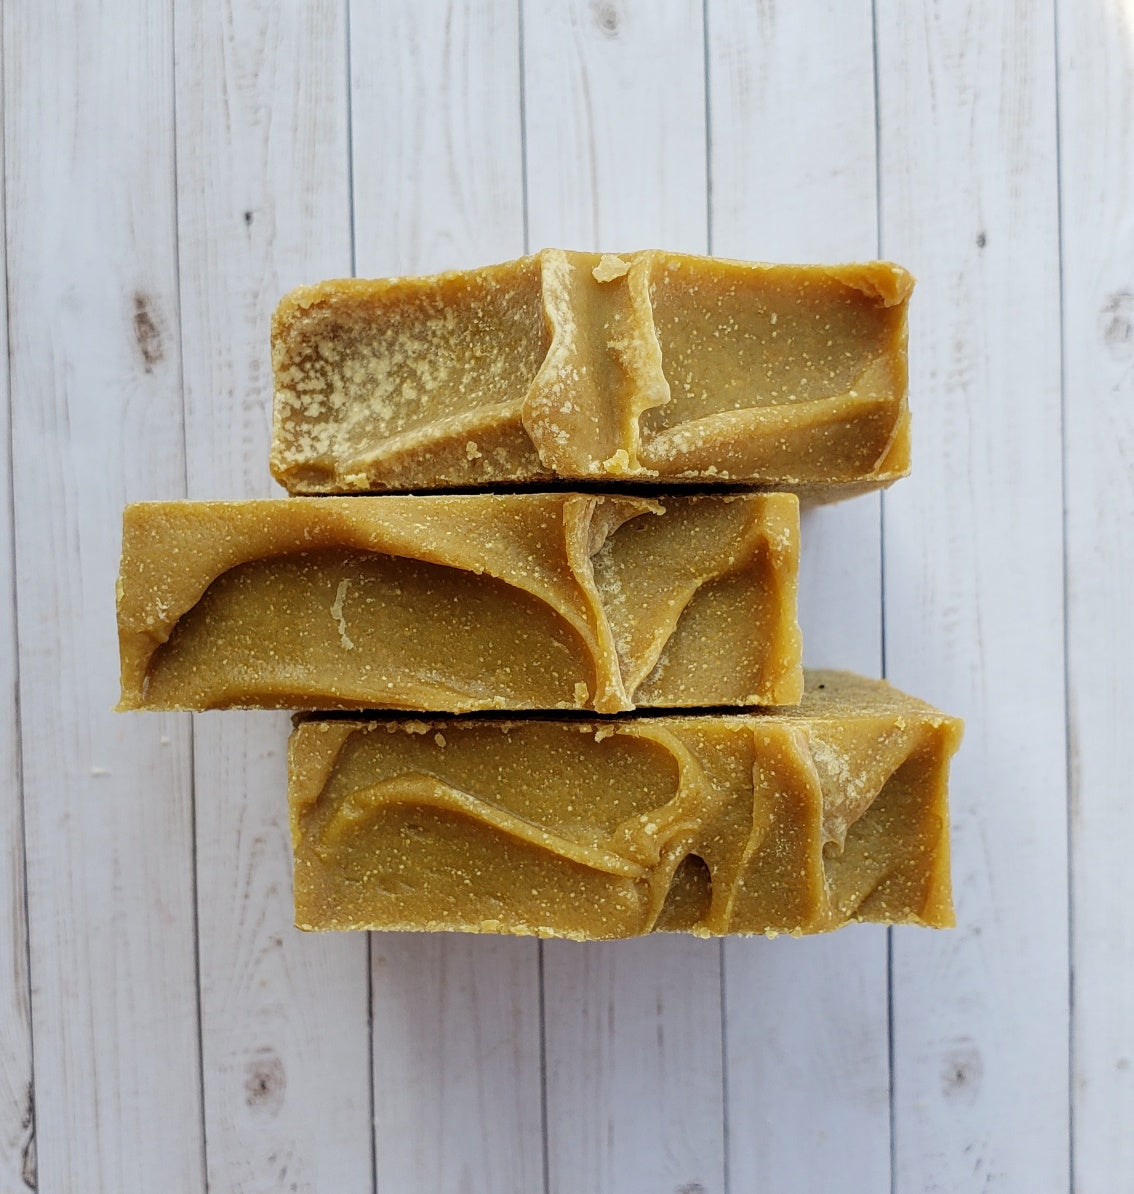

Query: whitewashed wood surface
[2,1,1130,1191]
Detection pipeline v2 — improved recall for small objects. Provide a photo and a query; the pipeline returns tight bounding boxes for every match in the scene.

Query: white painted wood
[4,2,205,1190]
[172,4,374,1190]
[350,0,528,276]
[1058,2,1134,1189]
[542,936,725,1194]
[522,4,724,1191]
[706,2,891,1185]
[877,5,1070,1190]
[16,2,1134,1186]
[370,934,544,1194]
[349,4,545,1191]
[523,0,707,257]
[0,58,35,1192]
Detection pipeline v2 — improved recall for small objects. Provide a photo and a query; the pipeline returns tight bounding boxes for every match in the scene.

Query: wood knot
[591,0,620,36]
[941,1039,983,1101]
[21,1081,35,1190]
[1100,290,1134,360]
[132,292,164,373]
[244,1049,286,1115]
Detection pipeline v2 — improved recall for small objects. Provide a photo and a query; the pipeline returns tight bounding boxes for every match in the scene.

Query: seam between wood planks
[868,3,897,1190]
[516,8,551,1189]
[1,3,38,1182]
[701,6,732,1193]
[168,0,210,1184]
[1051,1,1075,1189]
[342,7,377,1192]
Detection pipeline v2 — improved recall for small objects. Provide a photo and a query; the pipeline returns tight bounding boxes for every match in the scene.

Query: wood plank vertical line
[702,9,731,1193]
[9,0,205,1184]
[174,4,370,1188]
[702,0,713,254]
[528,6,723,1190]
[344,7,377,1189]
[710,3,890,1187]
[879,5,1069,1187]
[167,2,209,1187]
[10,0,206,1179]
[538,936,550,1194]
[0,3,37,1182]
[517,11,548,1191]
[353,7,542,1189]
[1056,0,1134,1187]
[718,941,730,1194]
[871,4,896,1192]
[346,0,359,280]
[518,0,531,257]
[1051,4,1074,1190]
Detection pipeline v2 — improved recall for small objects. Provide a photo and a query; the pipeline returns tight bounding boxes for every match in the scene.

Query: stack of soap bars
[117,249,962,940]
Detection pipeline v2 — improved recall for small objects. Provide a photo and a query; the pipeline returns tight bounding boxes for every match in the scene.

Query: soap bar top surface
[289,672,961,939]
[116,492,802,714]
[271,249,913,496]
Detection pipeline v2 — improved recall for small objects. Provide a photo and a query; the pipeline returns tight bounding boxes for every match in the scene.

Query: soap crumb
[434,732,446,748]
[592,254,630,283]
[601,448,632,473]
[465,440,481,460]
[573,681,590,704]
[330,578,355,650]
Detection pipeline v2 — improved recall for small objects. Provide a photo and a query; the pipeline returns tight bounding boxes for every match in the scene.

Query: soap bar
[116,492,802,713]
[289,672,960,938]
[271,249,912,497]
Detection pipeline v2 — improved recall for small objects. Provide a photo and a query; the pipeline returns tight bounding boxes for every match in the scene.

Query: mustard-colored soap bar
[271,249,912,497]
[116,492,802,714]
[289,672,960,938]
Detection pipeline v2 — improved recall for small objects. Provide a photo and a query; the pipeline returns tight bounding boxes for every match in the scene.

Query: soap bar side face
[288,673,961,939]
[116,493,802,714]
[638,253,912,484]
[270,250,913,495]
[271,258,552,492]
[817,719,958,929]
[594,492,802,706]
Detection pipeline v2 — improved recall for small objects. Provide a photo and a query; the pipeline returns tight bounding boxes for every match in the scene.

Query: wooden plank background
[2,1,1130,1190]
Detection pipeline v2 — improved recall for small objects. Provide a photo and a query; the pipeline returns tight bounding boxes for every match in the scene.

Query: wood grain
[877,4,1070,1189]
[173,2,373,1189]
[706,3,891,1185]
[523,0,707,255]
[1058,2,1134,1189]
[348,4,545,1191]
[370,934,543,1194]
[523,4,725,1191]
[0,34,35,1189]
[4,2,204,1189]
[349,0,527,274]
[9,2,1134,1187]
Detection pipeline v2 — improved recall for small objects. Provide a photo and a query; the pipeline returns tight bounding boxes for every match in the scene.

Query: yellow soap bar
[271,249,912,498]
[289,672,960,938]
[116,492,802,714]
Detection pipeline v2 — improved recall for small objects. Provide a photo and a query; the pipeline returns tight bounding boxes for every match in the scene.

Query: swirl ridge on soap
[288,672,961,939]
[116,492,803,713]
[271,250,913,498]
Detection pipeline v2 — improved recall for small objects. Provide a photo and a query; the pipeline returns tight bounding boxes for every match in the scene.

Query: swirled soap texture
[289,672,961,938]
[271,249,912,498]
[116,493,802,713]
